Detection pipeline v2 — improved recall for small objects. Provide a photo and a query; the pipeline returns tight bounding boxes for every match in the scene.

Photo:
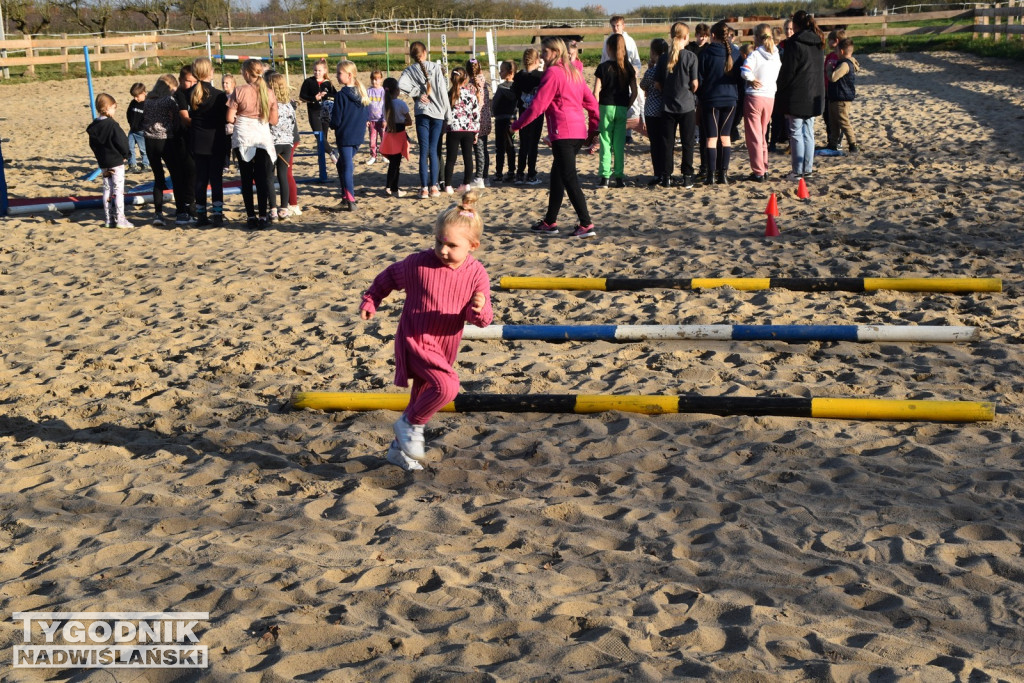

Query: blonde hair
[268,72,290,104]
[522,47,540,69]
[754,23,776,54]
[667,22,690,74]
[539,38,582,84]
[434,190,483,244]
[191,57,213,110]
[95,93,116,116]
[337,60,371,106]
[241,59,272,123]
[604,33,628,89]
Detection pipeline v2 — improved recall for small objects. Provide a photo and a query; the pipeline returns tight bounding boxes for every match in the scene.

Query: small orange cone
[797,177,810,199]
[765,215,780,237]
[764,192,779,217]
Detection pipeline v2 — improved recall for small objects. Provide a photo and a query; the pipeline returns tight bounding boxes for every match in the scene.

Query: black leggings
[236,148,274,218]
[664,110,696,177]
[385,153,403,193]
[545,139,590,227]
[273,143,294,210]
[144,137,175,214]
[444,131,475,188]
[494,119,515,176]
[517,117,544,177]
[193,150,225,210]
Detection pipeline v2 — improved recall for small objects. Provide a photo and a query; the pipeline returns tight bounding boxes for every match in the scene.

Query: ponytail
[190,57,213,111]
[711,21,733,74]
[410,41,432,97]
[754,23,776,54]
[383,77,399,133]
[667,22,689,73]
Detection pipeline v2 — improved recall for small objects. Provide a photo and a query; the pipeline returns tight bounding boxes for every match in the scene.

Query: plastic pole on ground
[0,137,9,217]
[82,46,102,182]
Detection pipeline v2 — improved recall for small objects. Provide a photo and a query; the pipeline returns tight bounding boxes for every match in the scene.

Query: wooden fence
[0,5,1021,79]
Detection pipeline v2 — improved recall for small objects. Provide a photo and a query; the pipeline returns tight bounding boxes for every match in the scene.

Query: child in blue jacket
[331,60,370,211]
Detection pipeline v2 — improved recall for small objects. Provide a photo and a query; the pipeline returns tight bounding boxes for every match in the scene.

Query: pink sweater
[511,64,599,141]
[360,250,493,387]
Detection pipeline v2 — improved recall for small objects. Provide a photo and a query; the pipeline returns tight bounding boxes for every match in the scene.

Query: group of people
[88,57,314,229]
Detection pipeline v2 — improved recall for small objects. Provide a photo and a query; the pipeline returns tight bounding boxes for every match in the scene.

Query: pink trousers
[404,361,460,425]
[744,95,774,176]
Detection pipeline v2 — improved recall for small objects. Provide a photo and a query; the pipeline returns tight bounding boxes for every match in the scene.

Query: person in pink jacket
[360,190,494,471]
[511,37,600,239]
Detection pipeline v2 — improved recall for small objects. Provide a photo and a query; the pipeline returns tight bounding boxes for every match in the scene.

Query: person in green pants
[593,33,638,188]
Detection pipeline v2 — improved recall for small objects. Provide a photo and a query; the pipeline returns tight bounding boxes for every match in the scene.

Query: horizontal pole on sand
[462,324,978,344]
[290,392,995,422]
[499,277,1003,294]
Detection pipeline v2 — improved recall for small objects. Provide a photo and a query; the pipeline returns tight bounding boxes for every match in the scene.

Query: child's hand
[470,292,485,314]
[361,309,374,320]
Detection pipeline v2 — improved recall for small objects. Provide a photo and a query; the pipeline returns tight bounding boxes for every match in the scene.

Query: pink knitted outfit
[361,249,493,424]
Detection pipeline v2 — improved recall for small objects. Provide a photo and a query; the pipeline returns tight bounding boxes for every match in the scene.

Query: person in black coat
[775,10,826,179]
[86,93,133,228]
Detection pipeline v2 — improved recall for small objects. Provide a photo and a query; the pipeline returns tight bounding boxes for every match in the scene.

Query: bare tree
[55,0,116,35]
[6,0,57,34]
[120,0,173,31]
[179,0,227,29]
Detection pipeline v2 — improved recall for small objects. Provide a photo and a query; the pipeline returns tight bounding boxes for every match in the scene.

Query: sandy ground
[2,52,1024,680]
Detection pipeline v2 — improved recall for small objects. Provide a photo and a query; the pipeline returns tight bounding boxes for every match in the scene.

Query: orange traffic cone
[797,177,810,199]
[765,215,780,237]
[765,192,779,217]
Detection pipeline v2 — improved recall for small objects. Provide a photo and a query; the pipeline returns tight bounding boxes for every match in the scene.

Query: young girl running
[593,33,638,188]
[443,66,480,194]
[185,57,228,226]
[467,58,492,188]
[268,72,300,220]
[381,77,411,197]
[359,191,493,471]
[512,48,544,184]
[86,93,133,228]
[330,60,370,211]
[227,59,278,229]
[740,25,782,181]
[697,21,740,185]
[399,42,452,199]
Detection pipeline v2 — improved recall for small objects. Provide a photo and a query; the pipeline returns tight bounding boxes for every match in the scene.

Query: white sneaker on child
[385,440,424,471]
[472,178,486,189]
[288,204,302,216]
[393,415,425,459]
[366,155,377,165]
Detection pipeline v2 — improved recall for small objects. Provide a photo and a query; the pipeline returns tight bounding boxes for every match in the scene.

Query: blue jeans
[415,114,444,188]
[128,131,149,168]
[787,115,815,175]
[335,145,357,201]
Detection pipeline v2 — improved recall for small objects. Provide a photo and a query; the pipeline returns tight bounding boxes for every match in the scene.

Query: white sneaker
[393,415,425,459]
[473,178,486,189]
[385,440,424,471]
[444,185,455,195]
[420,187,430,199]
[113,220,135,229]
[288,204,301,216]
[330,150,340,164]
[366,155,377,165]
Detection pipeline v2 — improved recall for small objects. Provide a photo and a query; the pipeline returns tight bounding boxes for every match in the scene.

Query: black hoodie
[86,117,130,169]
[775,29,825,119]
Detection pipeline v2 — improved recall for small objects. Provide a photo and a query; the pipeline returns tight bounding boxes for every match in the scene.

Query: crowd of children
[87,15,858,232]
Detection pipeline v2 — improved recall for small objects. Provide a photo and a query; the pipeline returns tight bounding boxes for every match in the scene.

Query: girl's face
[371,75,382,87]
[541,47,559,67]
[434,225,478,270]
[337,69,352,86]
[314,63,327,80]
[182,73,198,89]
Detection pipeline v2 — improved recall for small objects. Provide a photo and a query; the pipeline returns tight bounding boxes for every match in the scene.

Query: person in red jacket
[511,37,600,239]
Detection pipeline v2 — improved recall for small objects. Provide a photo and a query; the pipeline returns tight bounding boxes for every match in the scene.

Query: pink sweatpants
[404,362,460,425]
[367,120,384,158]
[744,95,774,176]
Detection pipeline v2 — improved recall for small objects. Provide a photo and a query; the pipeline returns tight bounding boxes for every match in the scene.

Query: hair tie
[459,209,475,217]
